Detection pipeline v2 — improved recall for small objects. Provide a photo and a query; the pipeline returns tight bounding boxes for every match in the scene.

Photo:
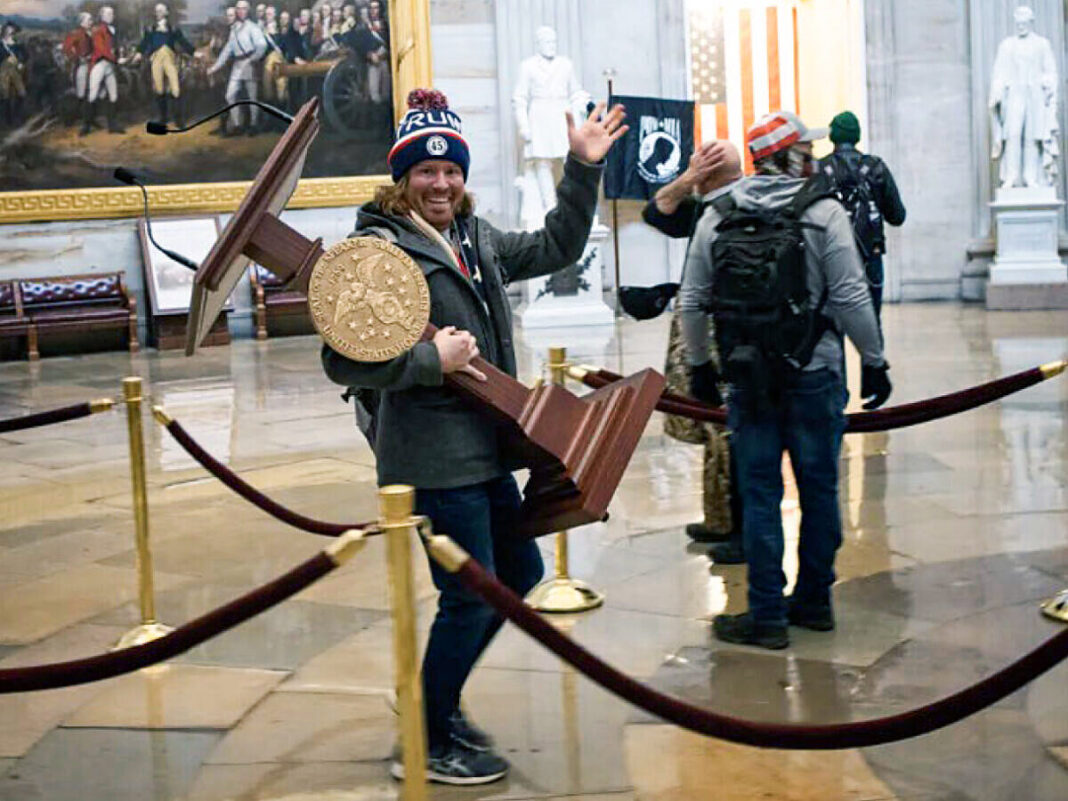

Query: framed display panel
[138,215,230,315]
[0,0,432,224]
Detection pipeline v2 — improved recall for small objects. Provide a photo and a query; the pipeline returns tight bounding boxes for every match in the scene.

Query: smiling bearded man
[320,88,627,785]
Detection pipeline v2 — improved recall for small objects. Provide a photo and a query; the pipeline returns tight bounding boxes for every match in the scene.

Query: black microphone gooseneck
[114,168,199,272]
[146,100,294,136]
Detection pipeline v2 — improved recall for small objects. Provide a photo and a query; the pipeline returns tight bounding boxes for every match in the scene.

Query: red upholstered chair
[18,272,139,360]
[249,263,313,340]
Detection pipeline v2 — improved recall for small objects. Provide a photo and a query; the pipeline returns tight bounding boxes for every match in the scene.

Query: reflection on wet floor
[0,303,1065,801]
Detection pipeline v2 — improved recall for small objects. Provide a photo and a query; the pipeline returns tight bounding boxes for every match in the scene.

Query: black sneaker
[391,740,509,785]
[686,522,732,543]
[708,541,745,565]
[786,597,835,631]
[450,709,494,751]
[713,612,789,650]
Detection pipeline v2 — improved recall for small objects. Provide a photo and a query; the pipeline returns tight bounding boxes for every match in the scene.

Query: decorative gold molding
[0,176,384,225]
[0,0,434,226]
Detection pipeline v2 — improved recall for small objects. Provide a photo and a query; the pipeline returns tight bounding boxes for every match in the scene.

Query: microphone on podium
[114,168,200,272]
[146,100,294,135]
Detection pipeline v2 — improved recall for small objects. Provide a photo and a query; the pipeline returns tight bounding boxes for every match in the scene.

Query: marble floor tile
[93,584,386,671]
[623,724,898,801]
[62,664,286,729]
[0,563,191,645]
[0,728,220,801]
[183,762,396,801]
[204,692,396,765]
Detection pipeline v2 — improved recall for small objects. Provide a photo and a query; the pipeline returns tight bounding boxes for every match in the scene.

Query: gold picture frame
[0,0,431,225]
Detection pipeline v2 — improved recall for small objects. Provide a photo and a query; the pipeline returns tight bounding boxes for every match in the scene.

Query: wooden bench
[18,272,139,360]
[249,264,313,340]
[0,281,32,361]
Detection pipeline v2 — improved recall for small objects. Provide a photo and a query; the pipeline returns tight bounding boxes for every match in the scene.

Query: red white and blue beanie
[387,89,470,182]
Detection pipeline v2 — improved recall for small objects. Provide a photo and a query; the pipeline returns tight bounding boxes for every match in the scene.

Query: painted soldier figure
[0,21,26,127]
[63,13,94,131]
[133,3,195,126]
[208,0,268,136]
[88,6,127,134]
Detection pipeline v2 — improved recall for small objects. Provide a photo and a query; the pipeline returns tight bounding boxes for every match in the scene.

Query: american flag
[688,0,800,173]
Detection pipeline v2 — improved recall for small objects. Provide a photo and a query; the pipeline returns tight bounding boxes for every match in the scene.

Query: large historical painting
[0,0,393,196]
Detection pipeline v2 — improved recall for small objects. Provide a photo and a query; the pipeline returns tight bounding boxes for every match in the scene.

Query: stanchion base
[526,578,604,614]
[1041,589,1068,623]
[112,622,175,651]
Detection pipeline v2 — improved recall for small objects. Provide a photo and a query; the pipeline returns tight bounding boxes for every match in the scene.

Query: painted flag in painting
[604,95,695,200]
[688,0,799,173]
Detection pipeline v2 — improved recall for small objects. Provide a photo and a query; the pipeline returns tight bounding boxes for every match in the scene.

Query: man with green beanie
[819,110,906,322]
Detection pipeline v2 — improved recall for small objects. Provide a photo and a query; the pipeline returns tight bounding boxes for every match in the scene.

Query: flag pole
[606,73,622,317]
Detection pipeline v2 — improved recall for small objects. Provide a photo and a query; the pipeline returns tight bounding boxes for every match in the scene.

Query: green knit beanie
[829,111,861,145]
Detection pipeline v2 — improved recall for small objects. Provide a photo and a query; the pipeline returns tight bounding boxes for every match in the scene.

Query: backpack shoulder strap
[787,174,836,224]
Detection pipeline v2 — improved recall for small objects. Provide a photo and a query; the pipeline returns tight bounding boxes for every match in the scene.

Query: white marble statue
[512,26,591,228]
[988,6,1059,189]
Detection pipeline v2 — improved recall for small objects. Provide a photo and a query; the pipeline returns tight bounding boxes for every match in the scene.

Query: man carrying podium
[321,89,627,785]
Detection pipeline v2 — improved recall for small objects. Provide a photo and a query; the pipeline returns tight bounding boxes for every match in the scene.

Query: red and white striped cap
[746,111,828,161]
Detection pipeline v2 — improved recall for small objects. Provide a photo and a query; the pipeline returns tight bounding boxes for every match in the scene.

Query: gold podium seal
[308,238,431,362]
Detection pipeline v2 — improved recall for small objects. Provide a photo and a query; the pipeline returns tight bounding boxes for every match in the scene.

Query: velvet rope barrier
[570,360,1067,434]
[0,533,367,693]
[426,536,1068,750]
[155,408,371,537]
[0,399,115,434]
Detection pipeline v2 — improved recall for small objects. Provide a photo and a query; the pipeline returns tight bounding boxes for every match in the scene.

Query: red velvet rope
[454,556,1068,749]
[0,553,336,693]
[0,402,94,434]
[580,365,1050,433]
[164,419,372,537]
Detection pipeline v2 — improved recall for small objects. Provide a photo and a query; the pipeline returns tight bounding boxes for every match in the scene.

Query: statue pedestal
[517,222,615,332]
[987,187,1068,310]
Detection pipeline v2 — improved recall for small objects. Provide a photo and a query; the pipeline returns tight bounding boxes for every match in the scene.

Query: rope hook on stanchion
[114,376,173,651]
[379,485,428,800]
[525,346,605,614]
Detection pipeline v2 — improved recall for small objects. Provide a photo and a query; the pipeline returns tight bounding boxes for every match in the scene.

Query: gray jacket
[678,174,885,375]
[321,155,603,489]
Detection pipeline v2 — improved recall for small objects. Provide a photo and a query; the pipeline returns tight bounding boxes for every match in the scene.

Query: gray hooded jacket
[321,155,603,489]
[677,173,885,375]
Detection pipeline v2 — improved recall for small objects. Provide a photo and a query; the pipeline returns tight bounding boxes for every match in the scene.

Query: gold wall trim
[0,0,434,226]
[0,176,385,225]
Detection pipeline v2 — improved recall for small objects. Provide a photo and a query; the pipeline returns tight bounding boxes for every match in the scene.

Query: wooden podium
[187,98,665,539]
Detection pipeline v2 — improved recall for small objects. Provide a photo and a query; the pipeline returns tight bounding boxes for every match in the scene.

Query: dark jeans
[415,474,544,749]
[865,253,884,320]
[728,369,847,627]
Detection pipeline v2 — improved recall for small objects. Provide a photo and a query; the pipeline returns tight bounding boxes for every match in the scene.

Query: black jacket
[819,144,906,252]
[321,155,603,489]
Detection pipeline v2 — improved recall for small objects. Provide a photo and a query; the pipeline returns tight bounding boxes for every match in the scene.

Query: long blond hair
[373,175,475,219]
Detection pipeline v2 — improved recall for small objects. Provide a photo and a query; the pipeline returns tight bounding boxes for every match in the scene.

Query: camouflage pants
[662,309,733,532]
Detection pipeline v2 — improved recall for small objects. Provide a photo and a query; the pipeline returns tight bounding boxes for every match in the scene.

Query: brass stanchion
[525,346,605,613]
[1041,589,1068,623]
[381,485,428,800]
[114,377,173,651]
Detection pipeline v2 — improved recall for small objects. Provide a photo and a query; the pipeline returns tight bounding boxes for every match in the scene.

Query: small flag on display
[604,95,695,201]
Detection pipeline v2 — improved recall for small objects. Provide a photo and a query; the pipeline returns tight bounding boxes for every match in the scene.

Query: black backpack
[708,179,833,407]
[823,155,883,259]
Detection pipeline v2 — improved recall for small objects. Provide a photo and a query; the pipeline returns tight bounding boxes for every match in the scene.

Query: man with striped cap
[678,109,890,649]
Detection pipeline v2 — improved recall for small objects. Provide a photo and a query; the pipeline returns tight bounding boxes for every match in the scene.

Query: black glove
[861,362,892,410]
[690,362,724,407]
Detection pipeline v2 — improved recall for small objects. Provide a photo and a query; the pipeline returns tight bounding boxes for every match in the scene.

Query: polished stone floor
[0,303,1065,801]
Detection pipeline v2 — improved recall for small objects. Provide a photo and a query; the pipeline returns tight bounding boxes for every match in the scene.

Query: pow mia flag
[604,95,695,200]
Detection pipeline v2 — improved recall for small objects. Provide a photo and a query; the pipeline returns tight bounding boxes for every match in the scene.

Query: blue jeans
[866,254,884,321]
[728,369,847,627]
[415,474,544,749]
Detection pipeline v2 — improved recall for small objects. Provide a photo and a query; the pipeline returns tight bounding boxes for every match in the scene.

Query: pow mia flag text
[604,95,695,200]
